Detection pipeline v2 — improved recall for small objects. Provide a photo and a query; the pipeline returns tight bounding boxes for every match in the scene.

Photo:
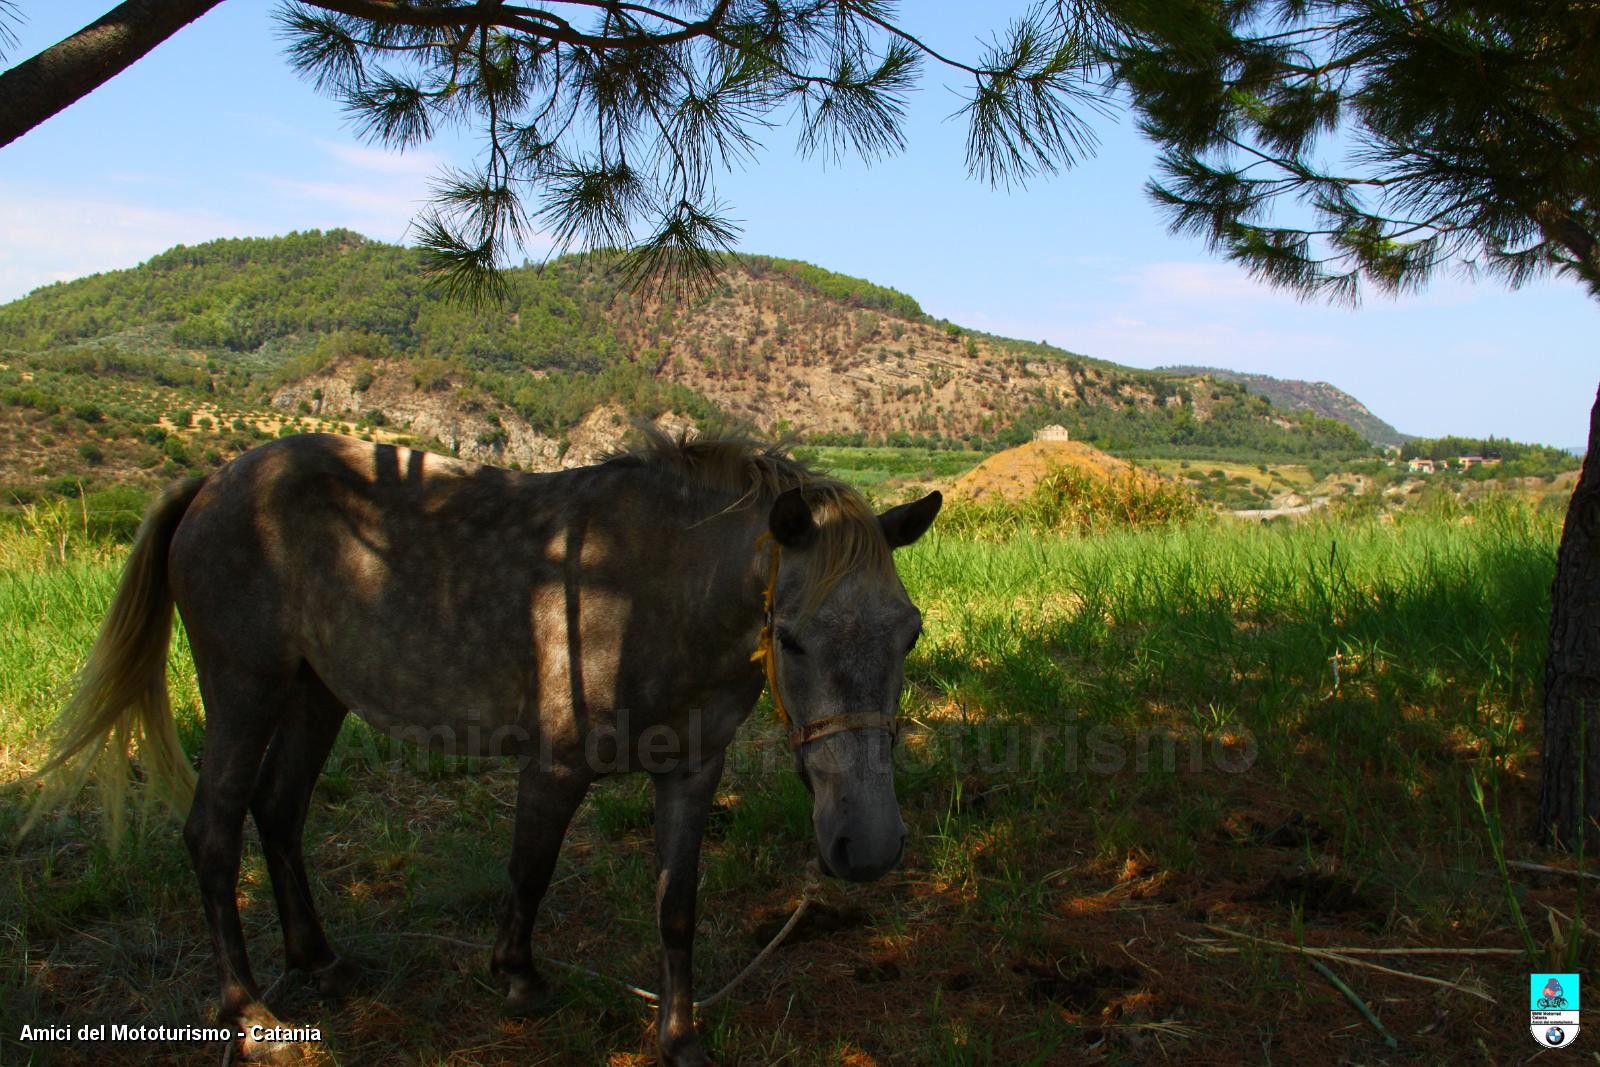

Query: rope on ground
[696,859,823,1009]
[399,858,825,1011]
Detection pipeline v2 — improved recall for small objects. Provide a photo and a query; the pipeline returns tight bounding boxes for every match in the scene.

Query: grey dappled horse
[37,431,941,1065]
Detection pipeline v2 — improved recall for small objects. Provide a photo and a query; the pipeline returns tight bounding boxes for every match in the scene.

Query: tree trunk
[0,0,225,150]
[1538,381,1600,850]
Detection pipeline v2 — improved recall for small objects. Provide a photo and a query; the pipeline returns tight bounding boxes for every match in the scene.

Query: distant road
[1231,498,1330,521]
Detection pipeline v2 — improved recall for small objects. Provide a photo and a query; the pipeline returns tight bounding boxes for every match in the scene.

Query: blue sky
[2,2,1595,448]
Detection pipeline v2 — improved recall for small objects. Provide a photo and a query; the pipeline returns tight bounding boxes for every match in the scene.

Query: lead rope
[359,859,823,1020]
[570,861,827,1007]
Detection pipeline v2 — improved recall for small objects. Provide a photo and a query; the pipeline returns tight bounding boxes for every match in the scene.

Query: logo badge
[1531,972,1580,1048]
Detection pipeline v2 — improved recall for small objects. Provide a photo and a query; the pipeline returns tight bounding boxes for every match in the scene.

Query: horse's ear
[769,487,818,548]
[879,491,942,549]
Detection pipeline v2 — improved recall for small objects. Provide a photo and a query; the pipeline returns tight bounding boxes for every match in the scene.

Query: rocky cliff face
[606,268,1164,439]
[272,361,693,471]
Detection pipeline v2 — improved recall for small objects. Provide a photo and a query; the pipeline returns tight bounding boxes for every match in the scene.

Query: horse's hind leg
[250,665,352,998]
[182,663,292,1045]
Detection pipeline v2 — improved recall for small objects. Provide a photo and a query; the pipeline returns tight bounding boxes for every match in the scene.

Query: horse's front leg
[491,763,591,1014]
[651,751,726,1067]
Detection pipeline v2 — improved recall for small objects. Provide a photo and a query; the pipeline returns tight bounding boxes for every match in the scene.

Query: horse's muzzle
[819,830,906,883]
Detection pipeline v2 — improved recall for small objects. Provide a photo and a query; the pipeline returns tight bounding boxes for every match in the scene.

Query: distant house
[1457,455,1484,469]
[1033,425,1071,443]
[1407,458,1436,473]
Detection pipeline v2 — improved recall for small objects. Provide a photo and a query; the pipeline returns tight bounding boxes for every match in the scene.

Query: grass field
[788,446,986,499]
[1,492,1591,1065]
[1141,458,1315,511]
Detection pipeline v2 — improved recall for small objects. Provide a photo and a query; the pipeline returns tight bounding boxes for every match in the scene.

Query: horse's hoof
[237,1034,304,1065]
[502,971,555,1017]
[309,955,363,1001]
[233,1005,309,1064]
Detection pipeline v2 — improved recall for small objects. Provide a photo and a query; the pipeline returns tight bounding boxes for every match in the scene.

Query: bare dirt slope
[948,440,1148,503]
[611,266,1173,439]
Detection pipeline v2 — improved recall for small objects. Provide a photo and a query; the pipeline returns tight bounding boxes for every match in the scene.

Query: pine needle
[1306,956,1398,1051]
[1194,926,1498,1004]
[1507,860,1600,883]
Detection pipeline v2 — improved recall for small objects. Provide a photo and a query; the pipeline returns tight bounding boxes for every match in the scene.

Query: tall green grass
[0,500,205,757]
[896,496,1558,910]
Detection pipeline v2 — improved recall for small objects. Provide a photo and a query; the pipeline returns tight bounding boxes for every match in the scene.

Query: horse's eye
[779,632,806,655]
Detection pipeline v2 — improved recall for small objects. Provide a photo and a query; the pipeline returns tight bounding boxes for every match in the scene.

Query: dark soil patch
[1248,811,1330,849]
[851,957,902,984]
[941,969,977,993]
[1248,871,1373,918]
[749,901,869,948]
[1010,959,1143,1015]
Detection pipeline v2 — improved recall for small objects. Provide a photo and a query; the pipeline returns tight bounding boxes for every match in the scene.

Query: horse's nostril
[824,833,901,883]
[828,835,854,878]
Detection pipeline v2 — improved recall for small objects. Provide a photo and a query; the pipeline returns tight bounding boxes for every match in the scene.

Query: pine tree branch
[1536,204,1600,293]
[304,0,734,52]
[842,2,985,78]
[0,0,225,150]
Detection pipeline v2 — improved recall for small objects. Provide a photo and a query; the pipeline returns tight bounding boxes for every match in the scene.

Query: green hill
[0,230,1388,502]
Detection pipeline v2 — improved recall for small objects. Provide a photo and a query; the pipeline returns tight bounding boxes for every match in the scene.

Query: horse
[33,430,942,1065]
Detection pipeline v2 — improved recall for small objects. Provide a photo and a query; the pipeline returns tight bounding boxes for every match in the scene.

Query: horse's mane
[611,427,895,612]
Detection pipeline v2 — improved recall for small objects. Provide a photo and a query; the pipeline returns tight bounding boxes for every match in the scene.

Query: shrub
[940,465,1202,539]
[80,485,152,541]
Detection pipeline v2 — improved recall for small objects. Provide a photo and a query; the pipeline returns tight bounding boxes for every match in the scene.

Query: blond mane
[613,427,896,612]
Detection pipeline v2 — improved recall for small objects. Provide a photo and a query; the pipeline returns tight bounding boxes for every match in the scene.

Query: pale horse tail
[21,477,207,841]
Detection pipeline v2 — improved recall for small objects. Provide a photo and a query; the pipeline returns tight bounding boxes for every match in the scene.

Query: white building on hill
[1033,425,1071,443]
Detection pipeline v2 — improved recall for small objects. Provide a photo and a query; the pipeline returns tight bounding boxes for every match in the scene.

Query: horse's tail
[23,477,207,841]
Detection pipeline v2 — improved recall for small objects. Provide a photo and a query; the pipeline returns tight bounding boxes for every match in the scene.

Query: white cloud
[318,140,446,177]
[253,141,447,240]
[0,185,270,303]
[1131,257,1492,312]
[1131,260,1303,307]
[1068,317,1342,370]
[265,141,557,254]
[265,176,426,224]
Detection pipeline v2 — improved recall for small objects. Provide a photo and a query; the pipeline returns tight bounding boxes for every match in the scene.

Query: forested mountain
[0,230,1385,499]
[1161,365,1408,447]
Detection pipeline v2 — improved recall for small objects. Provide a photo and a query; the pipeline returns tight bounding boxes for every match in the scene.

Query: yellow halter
[749,532,899,749]
[749,531,789,726]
